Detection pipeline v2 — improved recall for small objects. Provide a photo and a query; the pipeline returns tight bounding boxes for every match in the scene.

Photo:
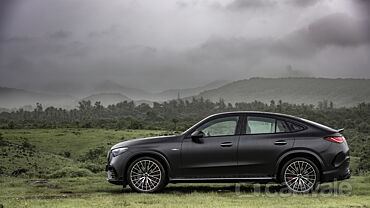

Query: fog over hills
[191,77,370,107]
[81,93,131,106]
[1,77,369,110]
[0,80,229,109]
[0,86,74,109]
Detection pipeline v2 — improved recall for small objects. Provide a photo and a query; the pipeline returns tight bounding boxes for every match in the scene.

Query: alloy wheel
[284,160,317,193]
[129,159,162,192]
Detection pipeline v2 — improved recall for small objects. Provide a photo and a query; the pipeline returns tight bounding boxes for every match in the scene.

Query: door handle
[220,142,233,147]
[274,140,287,145]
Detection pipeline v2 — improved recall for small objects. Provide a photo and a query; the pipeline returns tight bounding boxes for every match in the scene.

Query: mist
[0,0,369,95]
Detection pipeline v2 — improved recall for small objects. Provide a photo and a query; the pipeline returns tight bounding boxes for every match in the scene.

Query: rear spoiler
[337,128,344,133]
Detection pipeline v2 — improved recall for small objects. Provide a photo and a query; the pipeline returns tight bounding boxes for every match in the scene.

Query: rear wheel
[127,157,167,193]
[280,157,319,193]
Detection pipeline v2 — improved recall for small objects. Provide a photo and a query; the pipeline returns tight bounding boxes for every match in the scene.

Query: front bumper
[106,165,125,185]
[106,150,132,186]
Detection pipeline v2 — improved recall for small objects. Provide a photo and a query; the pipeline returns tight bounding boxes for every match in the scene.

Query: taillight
[324,136,345,143]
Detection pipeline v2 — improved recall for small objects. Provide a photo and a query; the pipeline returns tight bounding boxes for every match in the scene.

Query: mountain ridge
[189,77,370,107]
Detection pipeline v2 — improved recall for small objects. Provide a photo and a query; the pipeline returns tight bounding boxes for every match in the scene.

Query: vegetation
[0,98,369,173]
[0,122,368,207]
[0,176,369,208]
[0,129,166,178]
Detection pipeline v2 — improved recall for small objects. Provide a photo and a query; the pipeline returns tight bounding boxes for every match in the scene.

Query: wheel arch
[275,149,324,182]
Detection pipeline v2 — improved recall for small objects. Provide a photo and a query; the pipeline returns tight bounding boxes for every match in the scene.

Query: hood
[111,135,177,149]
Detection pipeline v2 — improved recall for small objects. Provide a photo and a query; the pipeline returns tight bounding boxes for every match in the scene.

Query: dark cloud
[0,0,369,94]
[49,30,71,39]
[352,0,370,20]
[286,0,319,8]
[0,0,20,37]
[307,13,369,47]
[226,0,276,10]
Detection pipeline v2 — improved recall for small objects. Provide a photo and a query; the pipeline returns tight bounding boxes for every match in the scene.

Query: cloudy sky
[0,0,369,93]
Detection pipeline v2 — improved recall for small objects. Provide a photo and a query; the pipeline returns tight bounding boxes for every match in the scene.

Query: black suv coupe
[106,111,350,193]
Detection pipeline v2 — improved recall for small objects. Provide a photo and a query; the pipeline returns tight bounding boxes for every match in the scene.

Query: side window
[196,116,239,137]
[276,120,289,133]
[286,122,304,132]
[246,116,275,134]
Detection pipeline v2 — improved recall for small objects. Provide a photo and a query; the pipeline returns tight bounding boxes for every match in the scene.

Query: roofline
[211,111,338,132]
[210,111,301,120]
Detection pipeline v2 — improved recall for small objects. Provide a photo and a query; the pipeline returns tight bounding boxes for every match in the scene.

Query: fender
[126,150,173,176]
[274,148,325,177]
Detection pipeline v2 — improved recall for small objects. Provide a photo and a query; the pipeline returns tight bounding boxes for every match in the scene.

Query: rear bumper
[321,157,350,183]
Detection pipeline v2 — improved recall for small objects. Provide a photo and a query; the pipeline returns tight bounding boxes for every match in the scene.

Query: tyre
[280,157,320,193]
[127,157,167,193]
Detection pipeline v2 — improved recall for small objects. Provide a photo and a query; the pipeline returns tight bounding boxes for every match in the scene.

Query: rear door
[237,114,295,177]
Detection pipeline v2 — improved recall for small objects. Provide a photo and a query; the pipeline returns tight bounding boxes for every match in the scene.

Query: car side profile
[106,111,350,193]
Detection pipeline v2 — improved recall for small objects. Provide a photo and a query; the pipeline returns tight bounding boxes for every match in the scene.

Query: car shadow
[96,183,350,195]
[107,184,286,194]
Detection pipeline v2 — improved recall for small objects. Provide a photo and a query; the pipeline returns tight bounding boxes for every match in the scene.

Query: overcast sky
[0,0,369,93]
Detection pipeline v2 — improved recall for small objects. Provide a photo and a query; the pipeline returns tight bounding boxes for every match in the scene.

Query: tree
[172,118,179,131]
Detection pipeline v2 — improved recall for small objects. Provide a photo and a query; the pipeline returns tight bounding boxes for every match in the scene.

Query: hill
[92,80,151,100]
[192,78,370,107]
[157,80,228,100]
[92,80,229,101]
[0,87,74,109]
[81,93,131,106]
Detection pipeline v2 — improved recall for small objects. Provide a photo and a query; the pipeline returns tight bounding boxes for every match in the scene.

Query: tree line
[0,98,369,172]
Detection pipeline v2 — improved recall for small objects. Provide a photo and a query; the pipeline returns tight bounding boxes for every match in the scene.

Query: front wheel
[127,157,167,193]
[280,157,320,193]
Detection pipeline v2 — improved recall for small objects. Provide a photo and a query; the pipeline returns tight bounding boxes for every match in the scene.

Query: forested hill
[192,78,370,107]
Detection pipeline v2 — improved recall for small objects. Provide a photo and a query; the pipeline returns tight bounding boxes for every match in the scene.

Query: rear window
[299,118,336,132]
[246,116,291,134]
[286,121,305,132]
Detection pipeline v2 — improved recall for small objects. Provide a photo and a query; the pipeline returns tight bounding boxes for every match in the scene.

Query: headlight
[111,147,128,157]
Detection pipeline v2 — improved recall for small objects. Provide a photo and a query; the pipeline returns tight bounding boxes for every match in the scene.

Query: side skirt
[169,177,275,183]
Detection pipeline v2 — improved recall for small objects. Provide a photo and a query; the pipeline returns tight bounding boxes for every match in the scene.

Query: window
[276,120,289,133]
[246,116,275,134]
[286,122,304,132]
[245,116,290,134]
[196,116,239,137]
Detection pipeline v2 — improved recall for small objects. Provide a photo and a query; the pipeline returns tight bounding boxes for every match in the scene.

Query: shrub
[0,133,7,146]
[79,146,106,163]
[21,138,36,150]
[79,163,103,173]
[358,138,370,172]
[47,167,93,178]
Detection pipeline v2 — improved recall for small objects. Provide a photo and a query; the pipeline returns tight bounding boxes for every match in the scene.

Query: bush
[79,163,104,173]
[79,146,106,163]
[47,167,93,178]
[358,138,370,172]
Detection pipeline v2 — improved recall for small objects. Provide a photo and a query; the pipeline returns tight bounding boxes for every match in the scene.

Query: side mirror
[191,130,204,143]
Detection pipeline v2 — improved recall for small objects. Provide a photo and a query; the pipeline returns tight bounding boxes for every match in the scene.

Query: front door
[181,115,240,178]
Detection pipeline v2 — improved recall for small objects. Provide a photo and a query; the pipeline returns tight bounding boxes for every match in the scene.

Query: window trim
[185,114,243,139]
[241,114,307,135]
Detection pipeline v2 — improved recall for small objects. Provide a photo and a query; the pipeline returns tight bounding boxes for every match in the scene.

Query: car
[106,111,350,193]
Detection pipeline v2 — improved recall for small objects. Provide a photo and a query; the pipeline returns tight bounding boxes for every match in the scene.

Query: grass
[0,129,166,177]
[0,128,165,159]
[0,176,370,208]
[0,128,369,207]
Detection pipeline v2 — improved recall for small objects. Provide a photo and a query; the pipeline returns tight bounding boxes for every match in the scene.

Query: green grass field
[1,176,370,208]
[0,129,369,208]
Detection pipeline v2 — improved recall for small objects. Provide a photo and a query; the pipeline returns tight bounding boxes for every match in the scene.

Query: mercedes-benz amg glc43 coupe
[106,111,350,193]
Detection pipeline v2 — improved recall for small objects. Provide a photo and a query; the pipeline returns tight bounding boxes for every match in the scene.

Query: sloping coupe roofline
[203,111,339,133]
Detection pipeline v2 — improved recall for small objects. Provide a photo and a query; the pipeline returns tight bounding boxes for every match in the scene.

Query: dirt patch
[20,194,85,200]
